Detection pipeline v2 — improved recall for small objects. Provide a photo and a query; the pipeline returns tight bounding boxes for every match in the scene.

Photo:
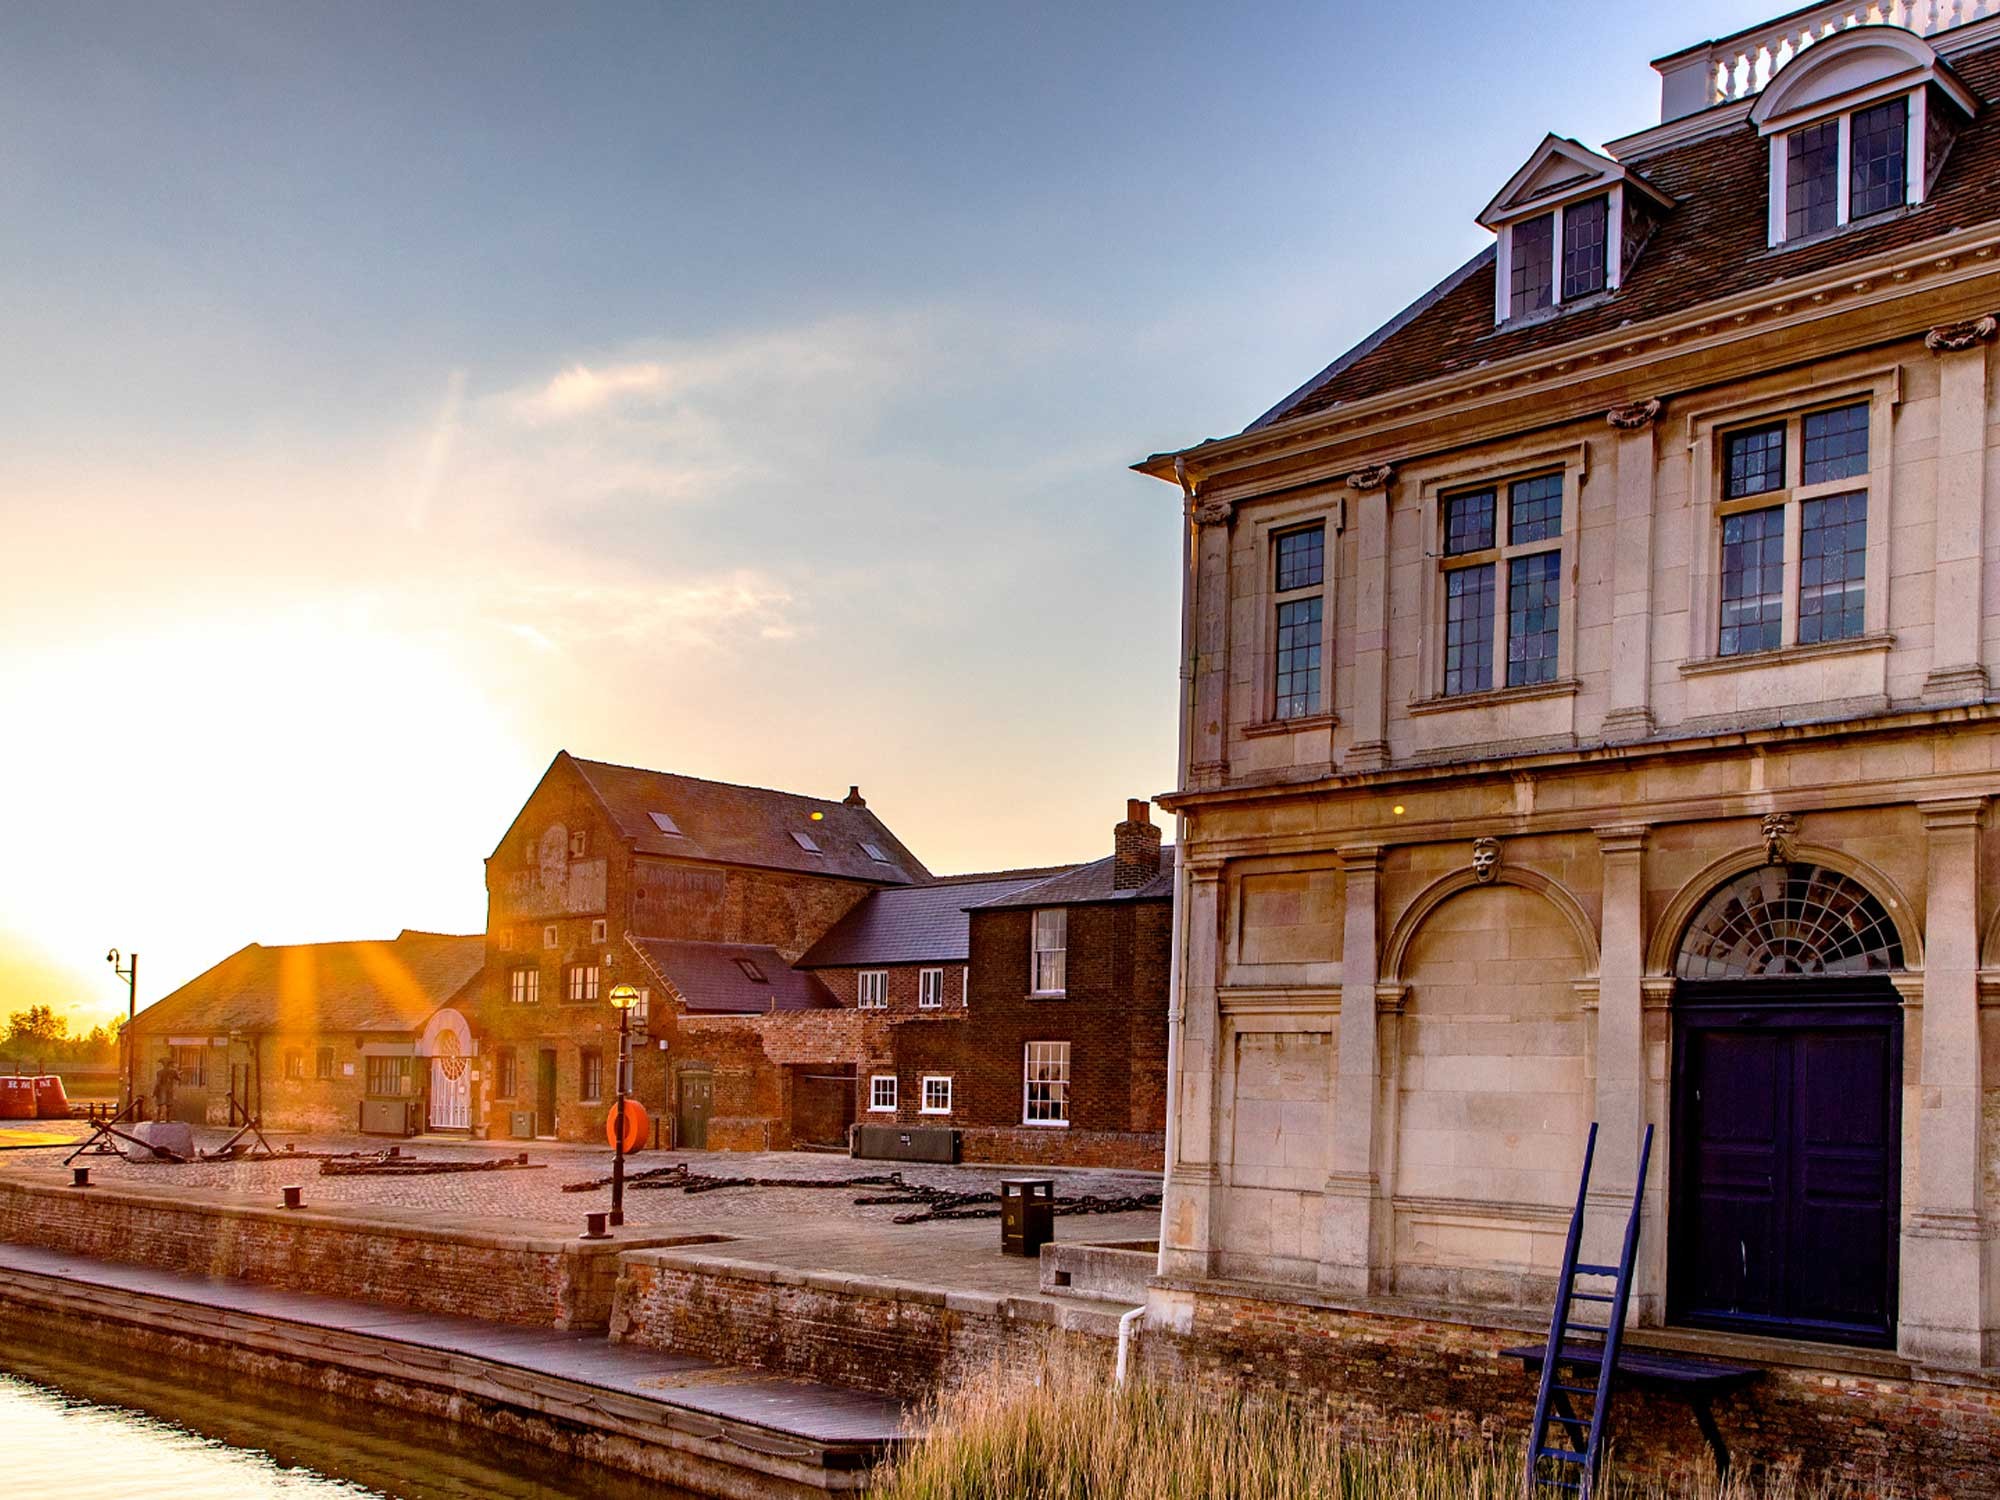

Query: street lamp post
[106,949,137,1115]
[607,983,639,1228]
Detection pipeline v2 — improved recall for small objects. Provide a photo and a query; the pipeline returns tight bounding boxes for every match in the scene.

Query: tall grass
[874,1354,1853,1500]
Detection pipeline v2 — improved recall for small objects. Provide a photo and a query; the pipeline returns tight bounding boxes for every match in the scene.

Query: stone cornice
[1138,222,2000,498]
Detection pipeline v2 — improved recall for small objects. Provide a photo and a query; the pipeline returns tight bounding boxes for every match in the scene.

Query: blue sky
[0,1,1770,1015]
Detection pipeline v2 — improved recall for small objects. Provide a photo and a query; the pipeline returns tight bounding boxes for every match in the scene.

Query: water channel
[0,1323,701,1500]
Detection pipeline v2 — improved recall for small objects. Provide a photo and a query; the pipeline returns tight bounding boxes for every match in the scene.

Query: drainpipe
[1156,457,1199,1282]
[1115,1303,1145,1386]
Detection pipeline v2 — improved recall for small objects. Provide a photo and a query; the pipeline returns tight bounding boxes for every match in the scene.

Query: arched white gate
[418,1007,475,1132]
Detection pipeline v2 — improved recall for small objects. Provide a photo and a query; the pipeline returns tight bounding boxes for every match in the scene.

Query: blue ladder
[1524,1121,1655,1499]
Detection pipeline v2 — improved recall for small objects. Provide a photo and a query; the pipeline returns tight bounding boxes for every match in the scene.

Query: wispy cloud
[514,360,667,422]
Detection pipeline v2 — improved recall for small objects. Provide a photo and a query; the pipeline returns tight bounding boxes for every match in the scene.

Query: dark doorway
[1670,985,1900,1346]
[676,1070,712,1150]
[535,1048,558,1138]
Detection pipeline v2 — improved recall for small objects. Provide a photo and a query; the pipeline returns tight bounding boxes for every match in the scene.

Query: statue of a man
[151,1055,179,1121]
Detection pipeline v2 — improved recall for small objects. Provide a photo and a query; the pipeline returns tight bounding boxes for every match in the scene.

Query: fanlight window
[1675,864,1902,980]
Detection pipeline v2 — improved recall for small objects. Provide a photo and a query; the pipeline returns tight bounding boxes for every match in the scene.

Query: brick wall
[1140,1283,2000,1499]
[864,897,1170,1166]
[0,1177,708,1328]
[611,1248,1111,1397]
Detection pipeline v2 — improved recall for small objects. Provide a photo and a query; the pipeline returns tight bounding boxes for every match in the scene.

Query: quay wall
[1138,1283,2000,1500]
[611,1247,1120,1398]
[0,1175,702,1329]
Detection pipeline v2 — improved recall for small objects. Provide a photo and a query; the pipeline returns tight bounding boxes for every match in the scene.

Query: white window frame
[1030,909,1068,996]
[1765,88,1931,247]
[920,1075,952,1115]
[543,924,558,950]
[1493,186,1626,325]
[565,964,600,1003]
[918,967,944,1009]
[580,1047,604,1103]
[509,967,539,1005]
[1270,521,1328,722]
[1023,1041,1070,1126]
[591,918,607,943]
[858,970,888,1009]
[869,1074,897,1112]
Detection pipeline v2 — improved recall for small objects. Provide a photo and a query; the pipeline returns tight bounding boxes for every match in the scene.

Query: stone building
[126,930,484,1133]
[471,752,929,1146]
[856,812,1176,1176]
[1134,3,2000,1469]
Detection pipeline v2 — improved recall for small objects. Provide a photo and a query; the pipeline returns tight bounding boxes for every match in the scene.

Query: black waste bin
[1000,1178,1054,1256]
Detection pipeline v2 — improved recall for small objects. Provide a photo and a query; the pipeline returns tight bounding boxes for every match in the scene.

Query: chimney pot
[843,785,866,808]
[1126,798,1151,825]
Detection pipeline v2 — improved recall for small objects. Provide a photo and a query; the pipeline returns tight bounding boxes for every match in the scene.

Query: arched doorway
[1668,863,1903,1348]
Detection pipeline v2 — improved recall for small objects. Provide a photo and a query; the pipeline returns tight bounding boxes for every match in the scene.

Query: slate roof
[796,868,1079,968]
[130,930,485,1038]
[625,937,840,1014]
[566,754,930,885]
[1245,37,2000,430]
[976,847,1177,909]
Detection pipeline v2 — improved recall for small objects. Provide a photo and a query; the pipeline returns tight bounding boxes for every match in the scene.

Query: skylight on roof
[734,958,768,983]
[791,830,822,853]
[860,842,891,863]
[648,811,683,836]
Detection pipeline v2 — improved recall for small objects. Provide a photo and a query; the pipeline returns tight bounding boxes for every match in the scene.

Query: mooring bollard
[281,1185,303,1210]
[70,1167,90,1189]
[580,1211,610,1240]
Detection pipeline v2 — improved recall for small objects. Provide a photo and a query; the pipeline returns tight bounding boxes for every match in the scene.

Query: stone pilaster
[1159,863,1223,1278]
[1925,331,1991,701]
[1902,798,1993,1368]
[1320,845,1386,1294]
[1602,405,1662,740]
[1187,502,1233,788]
[1344,478,1392,773]
[1588,826,1653,1311]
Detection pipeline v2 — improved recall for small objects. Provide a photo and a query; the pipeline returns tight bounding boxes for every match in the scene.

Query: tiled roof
[625,937,839,1014]
[796,868,1079,968]
[567,755,930,885]
[130,930,484,1037]
[1249,38,2000,428]
[976,847,1177,909]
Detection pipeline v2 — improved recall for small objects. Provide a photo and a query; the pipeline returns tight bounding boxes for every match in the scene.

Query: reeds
[873,1354,1854,1500]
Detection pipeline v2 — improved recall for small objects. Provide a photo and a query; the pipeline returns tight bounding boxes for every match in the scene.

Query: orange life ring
[607,1099,648,1153]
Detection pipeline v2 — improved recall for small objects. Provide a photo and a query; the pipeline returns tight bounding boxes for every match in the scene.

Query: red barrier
[33,1076,70,1120]
[0,1077,35,1120]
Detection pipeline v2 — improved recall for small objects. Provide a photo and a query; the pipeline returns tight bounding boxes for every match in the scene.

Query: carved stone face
[1472,838,1500,883]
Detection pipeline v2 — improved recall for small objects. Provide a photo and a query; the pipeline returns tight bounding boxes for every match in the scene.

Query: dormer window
[1752,28,1975,248]
[1481,136,1670,328]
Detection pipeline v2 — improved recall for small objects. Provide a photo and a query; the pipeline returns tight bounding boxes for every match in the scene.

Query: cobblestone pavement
[0,1120,1160,1298]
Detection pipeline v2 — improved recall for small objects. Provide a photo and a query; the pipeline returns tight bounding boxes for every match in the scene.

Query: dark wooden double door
[1670,985,1900,1348]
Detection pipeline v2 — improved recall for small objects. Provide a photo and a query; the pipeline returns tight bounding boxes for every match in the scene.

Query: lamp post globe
[607,985,640,1228]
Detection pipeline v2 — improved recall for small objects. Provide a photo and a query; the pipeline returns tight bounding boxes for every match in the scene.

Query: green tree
[5,1005,66,1048]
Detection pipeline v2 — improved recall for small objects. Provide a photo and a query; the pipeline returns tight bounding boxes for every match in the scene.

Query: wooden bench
[1503,1342,1762,1477]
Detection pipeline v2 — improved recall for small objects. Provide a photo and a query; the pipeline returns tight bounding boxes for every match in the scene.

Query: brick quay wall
[1137,1283,2000,1500]
[0,1175,710,1329]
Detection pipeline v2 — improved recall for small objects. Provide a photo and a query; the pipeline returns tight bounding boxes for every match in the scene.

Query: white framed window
[918,968,944,1009]
[569,829,588,856]
[543,925,558,950]
[580,1048,604,1103]
[591,918,607,943]
[1023,1041,1069,1126]
[858,970,888,1009]
[921,1075,952,1115]
[1030,909,1067,996]
[509,967,539,1005]
[565,964,600,1004]
[961,965,970,1008]
[869,1074,897,1112]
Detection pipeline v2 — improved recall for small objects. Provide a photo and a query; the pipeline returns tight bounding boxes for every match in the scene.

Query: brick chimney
[843,785,866,808]
[1113,798,1161,889]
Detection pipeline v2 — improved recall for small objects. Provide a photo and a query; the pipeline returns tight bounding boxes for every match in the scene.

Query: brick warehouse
[469,752,927,1147]
[1130,3,2000,1487]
